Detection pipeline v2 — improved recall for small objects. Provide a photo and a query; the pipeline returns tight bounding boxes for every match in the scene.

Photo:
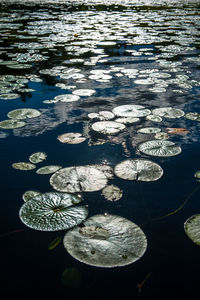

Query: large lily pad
[0,119,26,129]
[114,159,163,182]
[19,192,88,231]
[91,121,125,135]
[138,140,182,157]
[63,214,147,267]
[50,166,108,193]
[7,108,41,120]
[184,214,200,246]
[112,105,151,118]
[152,107,184,119]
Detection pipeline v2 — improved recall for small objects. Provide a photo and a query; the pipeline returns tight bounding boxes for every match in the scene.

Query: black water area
[0,1,200,299]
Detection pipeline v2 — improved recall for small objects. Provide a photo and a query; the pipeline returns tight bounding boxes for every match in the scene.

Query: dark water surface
[0,1,200,299]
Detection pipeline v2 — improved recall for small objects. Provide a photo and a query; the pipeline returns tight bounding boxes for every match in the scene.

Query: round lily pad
[101,185,123,201]
[194,170,200,179]
[146,114,162,122]
[184,214,200,246]
[115,117,140,124]
[7,108,41,120]
[72,89,96,96]
[152,107,184,119]
[57,133,86,144]
[29,152,47,164]
[50,166,108,193]
[22,190,42,202]
[137,127,161,134]
[0,93,20,100]
[91,121,125,135]
[114,159,163,182]
[138,140,182,157]
[36,165,62,175]
[12,162,36,171]
[0,119,26,129]
[112,105,151,118]
[185,112,200,122]
[63,214,147,267]
[19,192,88,231]
[54,94,80,102]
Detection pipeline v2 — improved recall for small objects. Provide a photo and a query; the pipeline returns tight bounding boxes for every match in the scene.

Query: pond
[0,0,200,299]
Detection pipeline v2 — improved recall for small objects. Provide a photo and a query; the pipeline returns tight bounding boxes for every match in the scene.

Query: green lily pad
[57,133,86,144]
[184,214,200,246]
[194,170,200,179]
[138,140,182,157]
[91,121,125,135]
[146,114,163,122]
[50,166,108,193]
[22,190,42,202]
[63,214,147,267]
[12,162,36,171]
[152,107,184,119]
[36,165,62,175]
[0,93,20,100]
[8,108,41,120]
[101,185,123,201]
[54,94,80,102]
[72,89,96,96]
[137,127,161,134]
[19,192,88,231]
[114,159,163,181]
[185,112,200,122]
[0,119,26,129]
[112,105,151,118]
[29,152,47,164]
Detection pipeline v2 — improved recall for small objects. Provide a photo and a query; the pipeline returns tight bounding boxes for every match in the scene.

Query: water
[0,1,200,299]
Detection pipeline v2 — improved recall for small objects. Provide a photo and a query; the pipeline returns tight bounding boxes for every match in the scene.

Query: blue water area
[0,1,200,299]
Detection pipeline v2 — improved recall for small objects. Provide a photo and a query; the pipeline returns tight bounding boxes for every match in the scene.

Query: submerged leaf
[63,214,147,267]
[166,128,189,134]
[50,166,108,193]
[184,214,200,246]
[61,267,82,288]
[114,159,163,182]
[138,140,182,157]
[19,192,88,231]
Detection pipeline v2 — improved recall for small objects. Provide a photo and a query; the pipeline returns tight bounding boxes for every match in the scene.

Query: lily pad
[194,170,200,179]
[101,185,123,201]
[7,108,41,120]
[146,114,162,122]
[0,93,20,100]
[22,190,42,202]
[63,214,147,267]
[57,133,86,144]
[112,105,151,118]
[137,127,161,134]
[54,94,80,102]
[0,119,26,129]
[138,140,182,157]
[50,166,108,193]
[185,112,200,122]
[184,214,200,246]
[114,159,163,182]
[91,121,125,135]
[29,152,47,164]
[115,117,140,124]
[19,192,88,231]
[36,165,62,175]
[152,107,184,119]
[12,162,36,171]
[72,89,96,96]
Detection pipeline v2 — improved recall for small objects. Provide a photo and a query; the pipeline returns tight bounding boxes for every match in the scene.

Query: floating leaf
[185,112,200,122]
[0,93,20,100]
[115,117,140,124]
[0,119,26,129]
[114,159,163,182]
[166,128,189,134]
[154,132,169,140]
[91,121,125,135]
[50,166,108,193]
[8,108,41,120]
[57,133,86,144]
[101,185,123,201]
[72,89,96,96]
[29,152,47,164]
[63,214,147,267]
[19,192,88,231]
[138,140,182,157]
[146,114,162,122]
[152,107,184,119]
[61,267,82,288]
[194,171,200,179]
[22,190,42,202]
[54,94,80,102]
[113,105,151,118]
[184,214,200,246]
[12,162,36,171]
[137,127,161,134]
[36,165,62,175]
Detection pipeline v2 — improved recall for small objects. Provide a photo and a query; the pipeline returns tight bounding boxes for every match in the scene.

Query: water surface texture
[0,1,200,299]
